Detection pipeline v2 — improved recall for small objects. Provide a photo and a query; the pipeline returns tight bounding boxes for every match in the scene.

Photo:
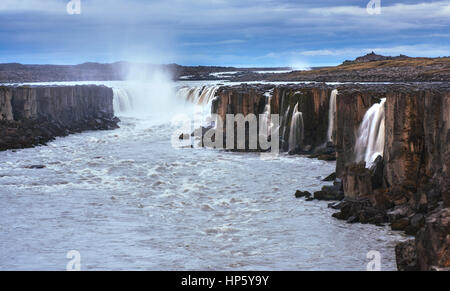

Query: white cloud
[0,0,62,13]
[181,39,247,46]
[298,45,450,58]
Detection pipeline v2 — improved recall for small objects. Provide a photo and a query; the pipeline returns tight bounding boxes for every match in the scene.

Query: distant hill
[0,61,290,83]
[0,54,448,83]
[231,54,450,82]
[342,52,411,65]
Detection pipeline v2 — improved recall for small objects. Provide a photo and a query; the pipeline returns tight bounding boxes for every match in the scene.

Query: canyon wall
[334,88,380,177]
[213,83,449,270]
[212,84,332,153]
[384,89,449,210]
[0,85,119,151]
[271,86,331,151]
[333,85,449,271]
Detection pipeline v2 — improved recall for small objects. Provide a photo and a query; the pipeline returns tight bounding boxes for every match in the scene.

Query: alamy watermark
[171,112,280,160]
[67,0,81,15]
[366,250,381,271]
[367,0,381,15]
[66,250,81,271]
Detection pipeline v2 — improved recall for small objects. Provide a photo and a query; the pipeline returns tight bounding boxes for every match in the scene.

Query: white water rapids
[0,81,404,270]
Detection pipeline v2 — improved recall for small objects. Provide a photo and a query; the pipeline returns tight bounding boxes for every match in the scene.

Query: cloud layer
[0,0,448,66]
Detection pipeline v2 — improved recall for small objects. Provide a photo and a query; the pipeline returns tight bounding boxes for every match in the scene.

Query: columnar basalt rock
[415,207,450,270]
[0,87,14,120]
[212,84,332,153]
[210,83,449,270]
[384,89,450,211]
[334,88,380,177]
[272,87,331,152]
[0,85,119,151]
[332,84,449,271]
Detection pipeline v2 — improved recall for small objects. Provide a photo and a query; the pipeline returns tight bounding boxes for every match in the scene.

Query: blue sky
[0,0,449,67]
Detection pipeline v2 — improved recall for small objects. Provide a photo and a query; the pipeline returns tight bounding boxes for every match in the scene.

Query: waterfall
[281,105,290,141]
[260,89,273,137]
[176,85,219,105]
[354,98,386,168]
[112,83,219,126]
[327,89,338,142]
[288,102,304,152]
[175,85,220,127]
[112,88,134,113]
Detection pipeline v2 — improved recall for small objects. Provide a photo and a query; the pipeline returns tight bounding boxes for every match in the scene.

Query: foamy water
[0,81,405,270]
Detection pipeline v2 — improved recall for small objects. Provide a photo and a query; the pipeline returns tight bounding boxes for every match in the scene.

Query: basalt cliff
[0,85,119,151]
[207,82,449,271]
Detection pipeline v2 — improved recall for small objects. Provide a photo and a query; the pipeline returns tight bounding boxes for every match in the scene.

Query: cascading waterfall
[112,84,218,115]
[176,85,219,106]
[327,89,338,143]
[178,85,220,127]
[112,88,134,113]
[288,102,304,152]
[260,89,274,137]
[281,105,290,141]
[354,98,386,168]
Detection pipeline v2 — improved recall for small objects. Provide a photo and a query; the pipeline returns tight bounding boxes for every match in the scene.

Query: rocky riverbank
[206,82,449,271]
[0,85,119,151]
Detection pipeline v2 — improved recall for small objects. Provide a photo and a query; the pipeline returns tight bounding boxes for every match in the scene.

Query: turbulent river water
[0,80,405,270]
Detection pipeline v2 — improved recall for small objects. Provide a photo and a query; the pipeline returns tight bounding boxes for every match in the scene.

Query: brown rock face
[272,87,331,150]
[213,86,268,124]
[212,83,449,270]
[395,239,419,271]
[415,207,450,271]
[332,84,449,271]
[212,84,333,152]
[0,87,13,120]
[342,162,373,199]
[0,85,118,151]
[334,89,380,177]
[384,89,450,211]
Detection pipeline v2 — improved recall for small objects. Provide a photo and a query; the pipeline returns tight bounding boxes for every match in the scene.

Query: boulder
[322,172,336,182]
[415,207,450,271]
[395,240,419,271]
[295,190,312,199]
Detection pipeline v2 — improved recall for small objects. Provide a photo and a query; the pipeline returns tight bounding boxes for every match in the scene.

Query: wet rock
[415,207,450,270]
[25,165,46,169]
[395,240,419,271]
[317,154,336,161]
[313,185,344,201]
[369,155,384,190]
[347,216,359,223]
[328,201,343,209]
[302,145,312,152]
[391,217,410,231]
[387,205,410,222]
[404,213,426,235]
[179,133,190,140]
[322,172,336,182]
[342,162,372,199]
[0,85,119,151]
[295,190,312,199]
[332,199,388,225]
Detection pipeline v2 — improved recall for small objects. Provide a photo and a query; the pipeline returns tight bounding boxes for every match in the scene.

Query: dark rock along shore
[0,85,119,151]
[208,82,449,271]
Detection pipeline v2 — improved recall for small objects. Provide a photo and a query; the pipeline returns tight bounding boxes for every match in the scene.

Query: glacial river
[0,80,405,270]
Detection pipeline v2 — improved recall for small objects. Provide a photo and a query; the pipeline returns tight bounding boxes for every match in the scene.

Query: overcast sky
[0,0,449,67]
